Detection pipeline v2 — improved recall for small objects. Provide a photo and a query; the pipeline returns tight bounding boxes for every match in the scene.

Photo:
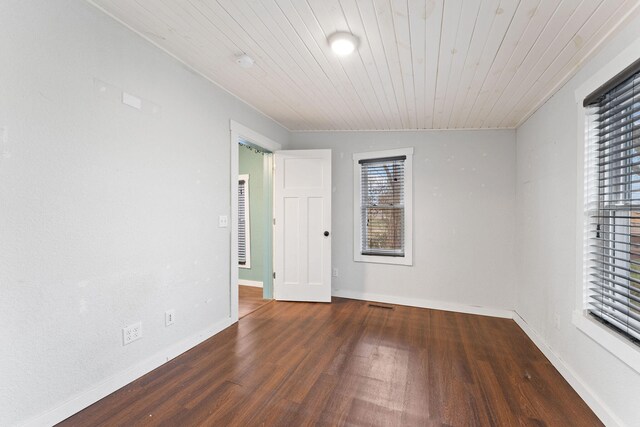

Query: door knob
[324,231,330,237]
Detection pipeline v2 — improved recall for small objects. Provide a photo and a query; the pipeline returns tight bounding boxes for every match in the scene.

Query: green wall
[239,145,266,283]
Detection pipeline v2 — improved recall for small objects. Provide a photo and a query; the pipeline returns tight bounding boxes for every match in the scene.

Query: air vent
[368,302,394,310]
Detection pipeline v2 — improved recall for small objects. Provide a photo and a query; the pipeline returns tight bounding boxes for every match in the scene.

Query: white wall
[291,130,516,315]
[0,1,288,425]
[515,12,640,427]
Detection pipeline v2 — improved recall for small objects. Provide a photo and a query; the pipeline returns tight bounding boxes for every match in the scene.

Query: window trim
[353,147,413,266]
[238,174,251,269]
[575,37,640,374]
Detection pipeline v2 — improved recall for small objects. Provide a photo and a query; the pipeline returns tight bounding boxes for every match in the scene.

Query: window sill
[354,253,412,266]
[572,310,640,374]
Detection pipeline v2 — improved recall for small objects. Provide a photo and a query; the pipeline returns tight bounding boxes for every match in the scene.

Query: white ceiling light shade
[328,32,358,56]
[235,53,254,69]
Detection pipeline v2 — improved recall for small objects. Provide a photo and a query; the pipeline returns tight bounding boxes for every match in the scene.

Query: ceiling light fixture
[235,53,254,69]
[328,32,358,56]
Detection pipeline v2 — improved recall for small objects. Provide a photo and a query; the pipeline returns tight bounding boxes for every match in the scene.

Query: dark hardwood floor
[238,285,271,318]
[58,298,602,426]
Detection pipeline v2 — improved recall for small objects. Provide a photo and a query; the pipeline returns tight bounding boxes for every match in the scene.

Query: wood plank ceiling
[88,0,640,130]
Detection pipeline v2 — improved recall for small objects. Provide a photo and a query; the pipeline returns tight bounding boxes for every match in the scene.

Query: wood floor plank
[58,298,603,426]
[238,285,270,318]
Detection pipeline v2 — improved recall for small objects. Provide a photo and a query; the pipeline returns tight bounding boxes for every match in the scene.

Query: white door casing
[274,150,332,302]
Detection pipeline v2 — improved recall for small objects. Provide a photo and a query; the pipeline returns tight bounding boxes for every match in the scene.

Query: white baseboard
[19,317,234,427]
[512,312,621,427]
[238,279,263,288]
[332,289,513,319]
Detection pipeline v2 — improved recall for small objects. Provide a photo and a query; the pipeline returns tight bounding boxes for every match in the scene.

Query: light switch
[218,215,228,228]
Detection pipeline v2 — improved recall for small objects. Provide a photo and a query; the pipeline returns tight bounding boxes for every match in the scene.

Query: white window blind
[584,59,640,344]
[238,176,250,268]
[359,156,406,257]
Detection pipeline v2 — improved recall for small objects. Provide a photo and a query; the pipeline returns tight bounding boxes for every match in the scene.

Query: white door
[274,150,331,302]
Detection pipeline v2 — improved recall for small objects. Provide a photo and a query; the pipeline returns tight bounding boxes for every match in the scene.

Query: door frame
[229,120,281,323]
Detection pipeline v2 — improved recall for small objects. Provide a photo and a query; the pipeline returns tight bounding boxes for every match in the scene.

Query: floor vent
[368,302,394,310]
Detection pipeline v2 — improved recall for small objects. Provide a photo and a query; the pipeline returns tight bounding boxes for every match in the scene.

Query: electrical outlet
[332,268,339,277]
[122,322,142,345]
[218,215,228,228]
[165,309,176,326]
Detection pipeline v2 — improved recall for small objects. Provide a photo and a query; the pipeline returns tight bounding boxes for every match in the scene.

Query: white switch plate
[332,268,339,277]
[165,309,176,326]
[218,215,228,227]
[123,322,142,345]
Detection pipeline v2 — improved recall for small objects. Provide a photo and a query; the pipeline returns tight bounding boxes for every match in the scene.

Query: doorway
[230,121,281,322]
[229,121,333,322]
[237,141,272,317]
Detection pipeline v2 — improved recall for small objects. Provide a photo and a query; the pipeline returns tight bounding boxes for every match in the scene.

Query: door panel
[283,197,300,285]
[307,197,324,285]
[274,150,331,302]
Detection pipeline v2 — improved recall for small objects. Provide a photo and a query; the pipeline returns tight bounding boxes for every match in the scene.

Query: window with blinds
[238,175,250,268]
[359,156,406,257]
[584,58,640,344]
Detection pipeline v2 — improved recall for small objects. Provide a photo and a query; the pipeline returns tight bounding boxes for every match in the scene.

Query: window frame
[575,41,640,374]
[353,147,413,266]
[238,174,251,269]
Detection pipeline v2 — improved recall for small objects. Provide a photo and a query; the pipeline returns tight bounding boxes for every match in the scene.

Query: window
[353,148,413,266]
[584,58,640,345]
[238,174,251,269]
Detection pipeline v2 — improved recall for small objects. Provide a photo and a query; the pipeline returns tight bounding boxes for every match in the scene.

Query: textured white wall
[290,130,516,313]
[515,12,640,427]
[0,1,288,425]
